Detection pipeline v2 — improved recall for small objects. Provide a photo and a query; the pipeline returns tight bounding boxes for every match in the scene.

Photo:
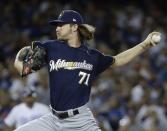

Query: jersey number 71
[78,71,90,86]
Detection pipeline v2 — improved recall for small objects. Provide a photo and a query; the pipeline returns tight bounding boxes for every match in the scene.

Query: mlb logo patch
[73,18,76,22]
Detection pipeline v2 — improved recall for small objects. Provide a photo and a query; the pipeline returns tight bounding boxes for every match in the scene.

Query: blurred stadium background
[0,0,167,131]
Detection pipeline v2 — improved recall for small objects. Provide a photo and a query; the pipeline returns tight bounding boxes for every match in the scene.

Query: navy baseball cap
[49,10,84,25]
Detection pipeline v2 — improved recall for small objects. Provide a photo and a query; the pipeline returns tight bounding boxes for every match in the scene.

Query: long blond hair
[78,24,96,41]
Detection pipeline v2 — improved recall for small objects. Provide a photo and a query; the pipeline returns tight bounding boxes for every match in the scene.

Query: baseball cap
[49,10,84,25]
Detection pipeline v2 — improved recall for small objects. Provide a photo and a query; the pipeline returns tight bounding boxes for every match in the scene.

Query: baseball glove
[15,45,46,77]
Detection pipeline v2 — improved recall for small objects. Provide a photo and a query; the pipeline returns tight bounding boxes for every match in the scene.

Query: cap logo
[58,12,63,19]
[73,18,76,22]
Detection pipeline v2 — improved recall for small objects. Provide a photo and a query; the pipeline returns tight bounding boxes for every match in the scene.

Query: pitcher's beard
[57,35,68,41]
[57,37,65,41]
[57,35,63,40]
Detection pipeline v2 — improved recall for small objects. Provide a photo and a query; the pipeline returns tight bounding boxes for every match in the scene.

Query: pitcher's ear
[71,24,78,32]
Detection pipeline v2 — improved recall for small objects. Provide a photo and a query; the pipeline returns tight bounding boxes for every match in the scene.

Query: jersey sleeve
[4,108,17,126]
[31,41,47,50]
[95,50,115,75]
[31,40,59,51]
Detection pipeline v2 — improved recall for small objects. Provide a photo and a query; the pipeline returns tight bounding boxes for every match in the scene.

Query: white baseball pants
[14,106,101,131]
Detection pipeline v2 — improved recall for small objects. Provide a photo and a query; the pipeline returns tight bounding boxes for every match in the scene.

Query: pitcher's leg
[14,113,60,131]
[62,108,102,131]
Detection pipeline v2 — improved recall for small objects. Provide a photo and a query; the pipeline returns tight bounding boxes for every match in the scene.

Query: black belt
[52,109,79,119]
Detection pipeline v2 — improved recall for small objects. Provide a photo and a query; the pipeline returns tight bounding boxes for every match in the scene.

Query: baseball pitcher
[14,10,161,131]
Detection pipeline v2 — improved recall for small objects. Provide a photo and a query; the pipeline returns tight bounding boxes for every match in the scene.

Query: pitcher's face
[56,24,72,40]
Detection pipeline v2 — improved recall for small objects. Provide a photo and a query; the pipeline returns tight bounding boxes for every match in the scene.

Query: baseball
[152,34,161,43]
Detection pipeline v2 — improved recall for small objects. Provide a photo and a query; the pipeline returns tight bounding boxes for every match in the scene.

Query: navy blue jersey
[33,40,114,111]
